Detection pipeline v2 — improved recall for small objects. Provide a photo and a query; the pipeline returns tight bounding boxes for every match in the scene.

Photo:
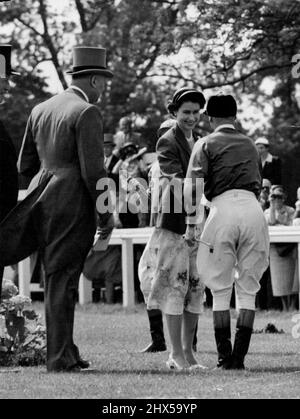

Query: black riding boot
[140,309,167,353]
[230,309,255,370]
[213,310,232,368]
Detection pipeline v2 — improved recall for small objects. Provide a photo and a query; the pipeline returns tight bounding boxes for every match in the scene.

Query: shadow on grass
[249,366,300,374]
[45,368,211,375]
[193,350,298,357]
[250,352,298,356]
[44,366,300,376]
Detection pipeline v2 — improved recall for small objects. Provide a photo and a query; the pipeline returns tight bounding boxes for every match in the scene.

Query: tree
[1,0,300,198]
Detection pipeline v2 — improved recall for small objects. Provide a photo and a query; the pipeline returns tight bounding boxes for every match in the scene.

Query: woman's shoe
[188,363,208,371]
[166,357,185,371]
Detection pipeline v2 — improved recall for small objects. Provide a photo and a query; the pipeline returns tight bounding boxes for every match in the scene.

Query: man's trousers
[44,261,84,372]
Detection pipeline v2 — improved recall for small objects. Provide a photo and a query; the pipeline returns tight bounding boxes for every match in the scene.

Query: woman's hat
[205,94,237,118]
[66,46,113,78]
[167,87,206,115]
[0,44,20,78]
[104,133,116,147]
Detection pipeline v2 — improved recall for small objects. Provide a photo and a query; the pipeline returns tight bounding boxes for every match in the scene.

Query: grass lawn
[0,303,300,399]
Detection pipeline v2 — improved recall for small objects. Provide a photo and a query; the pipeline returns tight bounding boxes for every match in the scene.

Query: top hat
[206,94,237,118]
[104,133,116,147]
[255,137,269,146]
[168,88,206,115]
[66,46,113,78]
[0,44,20,78]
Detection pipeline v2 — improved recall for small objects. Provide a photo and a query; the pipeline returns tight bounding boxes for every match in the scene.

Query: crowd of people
[0,44,300,373]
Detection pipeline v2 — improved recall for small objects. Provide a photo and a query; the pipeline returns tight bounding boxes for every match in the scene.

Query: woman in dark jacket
[140,88,206,370]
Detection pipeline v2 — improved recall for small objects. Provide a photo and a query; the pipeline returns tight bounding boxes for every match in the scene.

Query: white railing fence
[8,191,300,308]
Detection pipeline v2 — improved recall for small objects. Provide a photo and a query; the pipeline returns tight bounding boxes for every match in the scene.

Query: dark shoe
[77,358,90,369]
[140,341,167,353]
[48,364,82,373]
[65,364,82,373]
[229,358,245,370]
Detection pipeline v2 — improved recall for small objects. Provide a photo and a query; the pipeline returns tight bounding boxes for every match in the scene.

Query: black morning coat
[0,120,18,222]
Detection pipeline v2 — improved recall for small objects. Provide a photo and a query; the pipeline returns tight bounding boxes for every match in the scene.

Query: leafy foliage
[0,0,300,197]
[0,280,46,367]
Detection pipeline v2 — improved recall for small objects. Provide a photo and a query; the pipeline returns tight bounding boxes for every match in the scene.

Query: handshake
[183,223,214,253]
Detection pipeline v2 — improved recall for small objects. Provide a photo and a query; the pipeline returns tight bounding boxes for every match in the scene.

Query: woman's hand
[183,225,195,247]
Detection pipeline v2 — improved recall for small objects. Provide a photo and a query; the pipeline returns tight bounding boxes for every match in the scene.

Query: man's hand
[98,213,115,239]
[183,224,195,247]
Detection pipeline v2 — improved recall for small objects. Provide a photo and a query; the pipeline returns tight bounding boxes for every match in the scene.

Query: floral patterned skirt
[138,228,205,315]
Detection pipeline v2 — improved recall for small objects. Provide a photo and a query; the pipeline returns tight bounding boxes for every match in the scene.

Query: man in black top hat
[184,94,269,370]
[0,46,114,372]
[0,44,19,300]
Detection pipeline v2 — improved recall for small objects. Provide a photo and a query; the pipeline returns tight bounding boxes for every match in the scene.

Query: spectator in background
[104,133,119,184]
[111,141,149,303]
[259,179,271,212]
[0,44,19,300]
[256,178,274,310]
[255,137,282,186]
[293,200,300,226]
[264,185,298,311]
[293,187,300,225]
[112,142,148,228]
[114,116,142,154]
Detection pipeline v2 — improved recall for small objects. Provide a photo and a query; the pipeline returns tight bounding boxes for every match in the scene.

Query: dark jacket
[187,126,262,202]
[0,88,107,273]
[262,155,282,186]
[106,153,119,188]
[152,124,196,235]
[0,121,18,222]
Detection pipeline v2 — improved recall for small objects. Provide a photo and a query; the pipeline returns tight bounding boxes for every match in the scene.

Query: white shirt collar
[214,124,236,132]
[264,153,273,163]
[261,152,273,168]
[69,85,89,103]
[105,155,113,166]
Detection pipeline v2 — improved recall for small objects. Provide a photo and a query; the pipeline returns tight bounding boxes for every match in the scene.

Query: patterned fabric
[139,227,205,315]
